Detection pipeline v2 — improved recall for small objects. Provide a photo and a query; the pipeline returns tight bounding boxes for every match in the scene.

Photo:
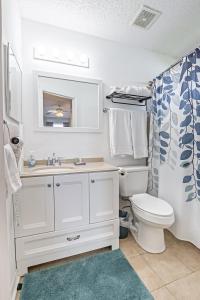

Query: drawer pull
[66,235,80,242]
[47,184,51,187]
[56,183,61,187]
[91,179,95,183]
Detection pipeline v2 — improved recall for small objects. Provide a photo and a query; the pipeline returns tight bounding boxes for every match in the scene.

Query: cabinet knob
[56,183,61,187]
[66,235,80,241]
[91,179,95,183]
[47,184,51,187]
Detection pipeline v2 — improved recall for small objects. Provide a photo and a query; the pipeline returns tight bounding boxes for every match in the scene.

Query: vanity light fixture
[33,46,89,68]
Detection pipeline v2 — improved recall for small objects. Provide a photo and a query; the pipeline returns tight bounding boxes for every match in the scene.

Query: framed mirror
[34,71,103,132]
[4,43,22,123]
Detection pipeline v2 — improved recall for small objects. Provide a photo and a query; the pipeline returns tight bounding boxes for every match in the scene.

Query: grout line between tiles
[141,252,193,287]
[128,243,195,295]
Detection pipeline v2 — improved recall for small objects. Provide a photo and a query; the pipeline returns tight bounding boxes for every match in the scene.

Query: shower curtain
[148,47,200,248]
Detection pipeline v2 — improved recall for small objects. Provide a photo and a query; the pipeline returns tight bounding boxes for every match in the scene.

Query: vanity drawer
[16,219,119,271]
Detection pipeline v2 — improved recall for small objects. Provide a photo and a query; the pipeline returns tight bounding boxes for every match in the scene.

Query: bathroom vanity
[13,162,119,275]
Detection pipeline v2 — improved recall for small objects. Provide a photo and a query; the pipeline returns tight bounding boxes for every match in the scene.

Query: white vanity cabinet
[14,170,119,275]
[89,172,118,223]
[54,173,89,230]
[14,176,54,238]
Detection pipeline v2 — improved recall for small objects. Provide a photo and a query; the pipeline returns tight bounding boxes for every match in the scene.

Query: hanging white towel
[130,110,148,159]
[4,144,22,194]
[11,138,24,164]
[109,108,133,157]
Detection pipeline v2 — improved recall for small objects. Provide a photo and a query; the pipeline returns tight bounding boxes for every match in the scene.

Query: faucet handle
[57,157,65,166]
[47,157,51,166]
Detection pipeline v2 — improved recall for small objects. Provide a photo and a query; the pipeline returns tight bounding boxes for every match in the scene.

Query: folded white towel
[126,86,151,97]
[125,86,138,95]
[109,86,117,94]
[109,85,151,97]
[109,108,133,157]
[138,86,151,97]
[109,86,126,94]
[130,110,148,159]
[4,144,22,194]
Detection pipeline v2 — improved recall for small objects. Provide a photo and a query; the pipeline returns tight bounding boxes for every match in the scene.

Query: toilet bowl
[119,166,175,253]
[130,193,174,253]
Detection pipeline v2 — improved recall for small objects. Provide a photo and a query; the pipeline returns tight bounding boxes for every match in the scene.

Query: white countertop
[21,162,119,178]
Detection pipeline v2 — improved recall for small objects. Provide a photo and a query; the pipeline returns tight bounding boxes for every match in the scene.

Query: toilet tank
[119,165,149,197]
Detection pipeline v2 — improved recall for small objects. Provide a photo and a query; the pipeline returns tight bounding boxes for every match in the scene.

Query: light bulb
[67,51,74,61]
[36,45,46,57]
[52,48,60,59]
[56,111,64,117]
[80,54,88,63]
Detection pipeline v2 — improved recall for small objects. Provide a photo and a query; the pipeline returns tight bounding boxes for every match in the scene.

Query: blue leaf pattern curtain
[148,48,200,248]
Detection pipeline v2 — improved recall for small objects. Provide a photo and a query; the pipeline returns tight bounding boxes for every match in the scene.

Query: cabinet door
[54,173,89,231]
[89,171,119,223]
[14,176,54,238]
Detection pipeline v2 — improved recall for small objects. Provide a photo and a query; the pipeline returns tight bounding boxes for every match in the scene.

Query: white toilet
[119,166,175,253]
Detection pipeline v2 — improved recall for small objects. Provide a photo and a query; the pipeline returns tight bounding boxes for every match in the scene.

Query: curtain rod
[159,45,199,77]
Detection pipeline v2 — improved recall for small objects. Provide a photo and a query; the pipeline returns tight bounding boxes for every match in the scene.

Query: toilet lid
[131,193,173,217]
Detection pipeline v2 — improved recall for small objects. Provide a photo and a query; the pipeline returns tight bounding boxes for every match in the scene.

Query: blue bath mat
[20,250,153,300]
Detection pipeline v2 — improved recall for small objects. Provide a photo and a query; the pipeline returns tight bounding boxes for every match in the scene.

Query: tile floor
[120,230,200,299]
[16,230,200,300]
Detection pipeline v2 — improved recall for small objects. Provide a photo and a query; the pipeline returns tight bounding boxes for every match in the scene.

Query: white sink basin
[32,166,75,174]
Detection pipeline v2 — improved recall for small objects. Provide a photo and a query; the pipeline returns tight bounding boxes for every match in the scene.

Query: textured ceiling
[19,0,200,58]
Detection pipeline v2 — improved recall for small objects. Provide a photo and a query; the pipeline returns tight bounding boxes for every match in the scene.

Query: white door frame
[0,0,11,298]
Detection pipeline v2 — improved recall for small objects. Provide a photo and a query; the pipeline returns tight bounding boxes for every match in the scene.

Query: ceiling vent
[131,5,161,29]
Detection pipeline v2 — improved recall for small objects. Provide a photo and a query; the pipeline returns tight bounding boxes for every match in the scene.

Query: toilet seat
[131,193,173,216]
[130,193,174,225]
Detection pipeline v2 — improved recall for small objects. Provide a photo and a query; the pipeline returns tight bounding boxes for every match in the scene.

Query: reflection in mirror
[5,44,22,123]
[36,72,102,132]
[43,91,75,127]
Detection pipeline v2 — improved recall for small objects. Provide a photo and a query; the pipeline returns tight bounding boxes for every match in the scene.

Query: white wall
[2,0,22,299]
[0,3,10,300]
[22,19,175,164]
[2,0,21,63]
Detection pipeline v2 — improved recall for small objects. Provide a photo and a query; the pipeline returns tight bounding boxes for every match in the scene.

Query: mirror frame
[4,43,22,123]
[34,71,103,133]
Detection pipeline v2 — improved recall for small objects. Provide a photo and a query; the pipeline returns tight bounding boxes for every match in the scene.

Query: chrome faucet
[57,157,65,166]
[47,153,57,166]
[47,153,65,166]
[52,153,56,165]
